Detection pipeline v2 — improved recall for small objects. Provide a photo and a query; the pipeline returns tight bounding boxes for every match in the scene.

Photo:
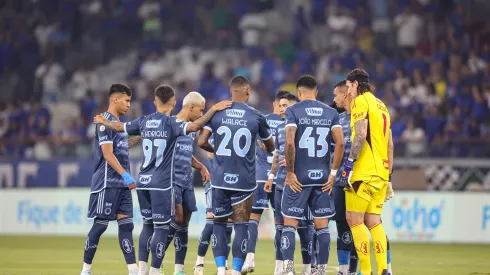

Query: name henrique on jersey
[173,130,197,190]
[332,112,352,187]
[206,102,271,191]
[274,121,287,190]
[124,112,189,190]
[91,112,130,193]
[255,113,282,182]
[285,100,341,186]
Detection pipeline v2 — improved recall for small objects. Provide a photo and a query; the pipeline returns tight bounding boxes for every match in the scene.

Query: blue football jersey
[255,113,282,182]
[333,112,352,187]
[274,121,287,190]
[284,100,341,187]
[124,112,189,190]
[205,102,271,191]
[91,112,130,193]
[173,130,197,190]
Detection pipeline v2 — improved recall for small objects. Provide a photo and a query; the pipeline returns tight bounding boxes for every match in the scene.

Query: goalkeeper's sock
[369,223,388,275]
[350,222,371,275]
[387,235,392,274]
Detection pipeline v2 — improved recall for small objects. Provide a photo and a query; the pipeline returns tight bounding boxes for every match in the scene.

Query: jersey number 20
[299,126,330,157]
[142,138,167,168]
[216,126,252,157]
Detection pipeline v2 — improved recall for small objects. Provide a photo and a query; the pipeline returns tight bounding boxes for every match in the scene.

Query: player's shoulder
[228,102,265,119]
[102,111,118,122]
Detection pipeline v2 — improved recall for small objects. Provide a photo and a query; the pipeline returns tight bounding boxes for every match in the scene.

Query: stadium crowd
[0,0,489,159]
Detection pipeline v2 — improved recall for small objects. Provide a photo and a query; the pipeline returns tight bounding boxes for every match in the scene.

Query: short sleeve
[351,95,369,124]
[171,117,189,137]
[285,108,297,128]
[203,121,212,132]
[124,117,142,136]
[257,114,272,140]
[96,124,115,146]
[331,113,342,130]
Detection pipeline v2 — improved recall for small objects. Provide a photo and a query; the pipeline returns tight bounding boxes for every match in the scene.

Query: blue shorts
[252,182,275,210]
[174,186,197,213]
[137,189,175,224]
[332,186,346,221]
[212,188,254,218]
[281,185,335,220]
[274,189,311,227]
[87,188,133,220]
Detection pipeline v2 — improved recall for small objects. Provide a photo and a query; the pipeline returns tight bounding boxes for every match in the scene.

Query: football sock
[315,227,331,265]
[336,219,352,273]
[197,218,213,258]
[297,226,312,264]
[349,245,359,274]
[274,224,283,261]
[83,218,108,265]
[165,220,179,250]
[369,223,388,274]
[226,221,233,261]
[150,224,169,269]
[117,217,136,265]
[212,221,228,268]
[387,235,392,274]
[247,219,259,254]
[311,225,318,266]
[281,226,296,261]
[231,221,249,271]
[350,222,371,275]
[138,219,154,262]
[174,224,188,265]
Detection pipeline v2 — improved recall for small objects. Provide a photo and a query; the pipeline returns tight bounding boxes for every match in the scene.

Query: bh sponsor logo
[305,108,323,116]
[391,198,444,240]
[224,173,239,184]
[146,120,161,128]
[226,109,245,118]
[308,169,323,180]
[139,175,152,185]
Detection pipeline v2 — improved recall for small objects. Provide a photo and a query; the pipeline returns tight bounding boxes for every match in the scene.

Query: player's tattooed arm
[232,195,253,222]
[187,100,232,133]
[349,119,368,160]
[94,115,125,132]
[127,136,141,148]
[270,151,280,175]
[197,129,214,153]
[285,127,296,173]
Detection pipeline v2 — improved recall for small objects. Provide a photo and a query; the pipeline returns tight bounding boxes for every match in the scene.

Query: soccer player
[264,91,314,275]
[339,69,395,275]
[193,134,234,275]
[93,85,232,275]
[241,91,284,274]
[281,75,345,275]
[197,76,275,275]
[82,84,141,275]
[158,91,211,275]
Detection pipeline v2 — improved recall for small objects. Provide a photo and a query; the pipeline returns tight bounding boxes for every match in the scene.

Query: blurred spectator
[394,7,423,59]
[35,57,65,103]
[401,118,426,157]
[238,9,267,49]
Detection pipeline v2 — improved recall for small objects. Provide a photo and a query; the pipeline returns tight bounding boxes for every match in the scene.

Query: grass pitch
[0,236,489,275]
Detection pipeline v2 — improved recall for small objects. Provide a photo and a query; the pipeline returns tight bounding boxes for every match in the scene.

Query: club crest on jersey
[268,120,283,128]
[225,109,245,118]
[146,120,161,128]
[305,108,323,116]
[308,169,324,180]
[224,173,239,184]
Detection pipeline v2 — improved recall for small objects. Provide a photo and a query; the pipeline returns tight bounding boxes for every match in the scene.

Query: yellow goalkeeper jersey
[350,91,391,182]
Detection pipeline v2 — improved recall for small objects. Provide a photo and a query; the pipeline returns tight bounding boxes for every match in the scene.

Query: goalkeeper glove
[121,171,136,189]
[340,159,354,188]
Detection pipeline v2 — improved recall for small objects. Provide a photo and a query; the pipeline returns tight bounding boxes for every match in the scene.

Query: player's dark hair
[282,93,299,102]
[334,80,347,89]
[154,85,175,104]
[275,90,289,101]
[109,84,132,97]
[347,69,375,94]
[230,76,250,88]
[296,75,317,89]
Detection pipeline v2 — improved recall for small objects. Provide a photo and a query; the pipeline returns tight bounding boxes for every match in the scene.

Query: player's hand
[279,158,286,167]
[285,172,302,192]
[212,100,233,112]
[340,159,354,188]
[385,181,394,202]
[121,171,136,190]
[264,178,273,193]
[93,114,109,125]
[200,166,211,184]
[257,140,267,151]
[322,174,335,194]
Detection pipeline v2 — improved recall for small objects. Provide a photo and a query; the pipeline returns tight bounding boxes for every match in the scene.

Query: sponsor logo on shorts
[308,169,324,180]
[152,213,165,220]
[376,203,383,209]
[141,209,151,215]
[146,120,161,128]
[280,236,290,251]
[362,188,372,197]
[211,234,217,248]
[139,175,152,184]
[240,239,248,253]
[224,173,239,184]
[104,207,111,215]
[342,232,352,244]
[305,108,323,116]
[226,109,245,118]
[215,207,226,213]
[122,239,132,253]
[256,199,269,205]
[288,207,304,214]
[314,208,331,214]
[156,242,165,258]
